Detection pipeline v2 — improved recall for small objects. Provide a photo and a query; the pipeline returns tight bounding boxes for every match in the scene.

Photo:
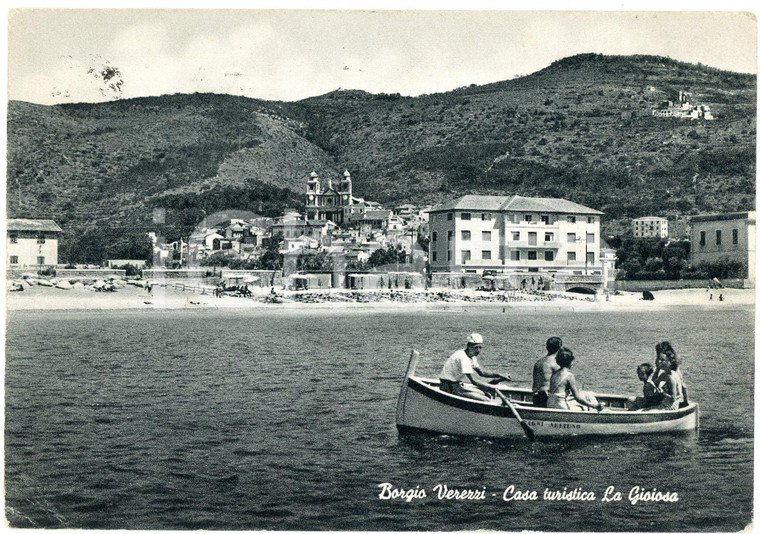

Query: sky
[6,8,759,105]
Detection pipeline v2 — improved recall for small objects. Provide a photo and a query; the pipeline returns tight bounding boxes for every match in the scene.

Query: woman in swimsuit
[547,348,603,411]
[655,347,685,410]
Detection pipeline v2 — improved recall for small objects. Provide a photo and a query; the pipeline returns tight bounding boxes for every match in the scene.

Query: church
[305,170,357,225]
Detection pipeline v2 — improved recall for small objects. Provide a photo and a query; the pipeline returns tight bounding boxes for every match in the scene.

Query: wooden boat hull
[396,353,699,440]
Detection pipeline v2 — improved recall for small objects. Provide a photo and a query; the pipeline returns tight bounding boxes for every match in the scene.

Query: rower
[439,333,511,401]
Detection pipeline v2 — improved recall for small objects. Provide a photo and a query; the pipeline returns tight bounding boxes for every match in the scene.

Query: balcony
[508,240,560,249]
[504,220,559,230]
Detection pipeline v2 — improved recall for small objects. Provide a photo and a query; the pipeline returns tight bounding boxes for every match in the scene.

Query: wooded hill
[7,53,756,262]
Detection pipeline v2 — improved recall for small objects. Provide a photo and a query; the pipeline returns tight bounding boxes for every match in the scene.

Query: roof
[633,216,668,222]
[429,195,604,215]
[690,211,756,223]
[362,210,392,220]
[7,219,63,232]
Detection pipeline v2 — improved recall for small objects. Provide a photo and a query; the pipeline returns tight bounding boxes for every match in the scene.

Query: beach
[5,282,754,312]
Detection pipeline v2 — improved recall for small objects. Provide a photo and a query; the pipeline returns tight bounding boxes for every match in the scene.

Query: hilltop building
[7,219,63,268]
[651,90,714,120]
[428,195,603,279]
[690,211,755,285]
[632,216,668,238]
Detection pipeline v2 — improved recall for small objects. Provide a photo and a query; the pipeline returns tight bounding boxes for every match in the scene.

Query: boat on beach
[396,351,699,440]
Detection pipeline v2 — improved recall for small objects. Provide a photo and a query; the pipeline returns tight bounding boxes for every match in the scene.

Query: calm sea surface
[5,306,754,531]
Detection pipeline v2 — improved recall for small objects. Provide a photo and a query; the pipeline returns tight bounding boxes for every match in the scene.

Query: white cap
[466,333,484,345]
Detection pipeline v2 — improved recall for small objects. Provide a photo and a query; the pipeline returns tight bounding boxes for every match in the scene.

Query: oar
[494,390,535,442]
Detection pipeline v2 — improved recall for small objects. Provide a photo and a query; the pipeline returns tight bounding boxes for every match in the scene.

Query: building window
[37,256,45,265]
[481,213,491,221]
[567,233,576,243]
[462,230,471,240]
[568,216,576,223]
[462,250,471,263]
[586,252,594,265]
[512,231,520,240]
[540,215,550,224]
[510,250,520,261]
[524,215,533,222]
[716,230,721,245]
[482,231,491,241]
[37,234,46,244]
[9,233,18,244]
[528,232,537,246]
[587,216,595,223]
[482,250,492,260]
[700,231,706,246]
[461,212,471,220]
[432,232,437,242]
[545,232,554,242]
[448,230,453,241]
[528,251,537,260]
[447,213,453,221]
[545,251,554,261]
[568,252,576,261]
[432,251,437,262]
[733,229,739,245]
[447,251,451,261]
[587,233,595,244]
[10,255,18,264]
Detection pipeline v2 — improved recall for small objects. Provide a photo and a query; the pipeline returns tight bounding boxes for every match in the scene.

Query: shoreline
[5,285,754,313]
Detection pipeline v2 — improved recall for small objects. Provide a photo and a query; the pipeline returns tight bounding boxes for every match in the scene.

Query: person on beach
[628,363,662,410]
[531,336,562,407]
[547,348,603,411]
[651,345,686,410]
[440,333,511,402]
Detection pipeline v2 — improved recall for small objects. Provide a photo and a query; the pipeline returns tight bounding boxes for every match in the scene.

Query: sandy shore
[5,283,754,312]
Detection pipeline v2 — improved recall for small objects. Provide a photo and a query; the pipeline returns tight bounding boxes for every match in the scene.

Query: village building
[690,211,755,285]
[428,195,604,278]
[7,219,62,268]
[632,216,669,238]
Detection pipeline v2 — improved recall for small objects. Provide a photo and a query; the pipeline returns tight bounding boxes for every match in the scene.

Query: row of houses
[6,171,755,290]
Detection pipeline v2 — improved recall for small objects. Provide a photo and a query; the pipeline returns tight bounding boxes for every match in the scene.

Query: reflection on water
[5,307,753,531]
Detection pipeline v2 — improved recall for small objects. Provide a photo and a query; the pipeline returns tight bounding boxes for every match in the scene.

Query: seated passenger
[628,363,663,410]
[547,348,603,412]
[653,347,685,410]
[439,333,510,402]
[532,336,562,407]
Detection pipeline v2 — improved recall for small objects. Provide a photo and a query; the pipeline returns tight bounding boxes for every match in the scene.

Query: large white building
[632,216,668,238]
[690,211,755,284]
[7,219,63,268]
[428,195,603,275]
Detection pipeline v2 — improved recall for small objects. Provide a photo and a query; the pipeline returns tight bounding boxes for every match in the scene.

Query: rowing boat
[396,351,699,440]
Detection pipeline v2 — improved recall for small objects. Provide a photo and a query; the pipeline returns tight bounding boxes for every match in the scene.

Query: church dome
[343,170,351,178]
[310,171,318,178]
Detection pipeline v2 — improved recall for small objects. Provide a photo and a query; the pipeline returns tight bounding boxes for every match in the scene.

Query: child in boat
[547,348,603,411]
[628,363,662,410]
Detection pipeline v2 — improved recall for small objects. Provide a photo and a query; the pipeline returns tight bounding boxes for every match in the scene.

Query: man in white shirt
[439,333,511,401]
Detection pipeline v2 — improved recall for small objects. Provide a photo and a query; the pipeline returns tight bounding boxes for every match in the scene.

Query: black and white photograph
[3,7,756,531]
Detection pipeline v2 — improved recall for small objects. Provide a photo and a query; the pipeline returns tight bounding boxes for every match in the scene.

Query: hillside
[7,53,756,262]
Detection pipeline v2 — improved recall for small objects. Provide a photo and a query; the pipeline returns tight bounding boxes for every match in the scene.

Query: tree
[257,235,284,271]
[297,250,333,272]
[367,244,407,269]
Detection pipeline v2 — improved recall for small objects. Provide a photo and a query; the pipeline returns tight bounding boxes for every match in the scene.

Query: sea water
[4,307,754,530]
